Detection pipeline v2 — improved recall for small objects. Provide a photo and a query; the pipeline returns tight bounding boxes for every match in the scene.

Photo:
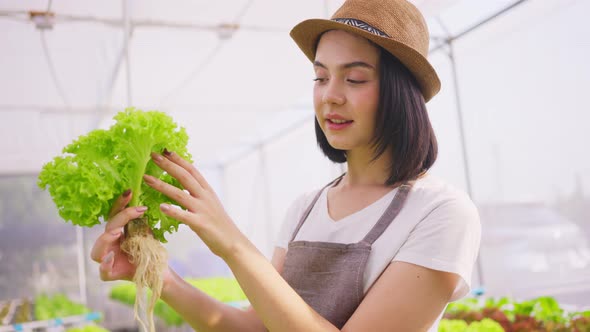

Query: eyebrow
[313,60,376,70]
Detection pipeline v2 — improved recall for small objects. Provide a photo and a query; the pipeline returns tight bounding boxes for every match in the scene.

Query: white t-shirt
[275,173,481,331]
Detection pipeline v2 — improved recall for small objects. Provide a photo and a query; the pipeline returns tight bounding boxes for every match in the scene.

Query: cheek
[357,86,380,115]
[313,86,322,106]
[313,86,324,114]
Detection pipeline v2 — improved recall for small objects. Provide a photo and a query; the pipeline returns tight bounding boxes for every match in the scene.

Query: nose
[321,79,346,105]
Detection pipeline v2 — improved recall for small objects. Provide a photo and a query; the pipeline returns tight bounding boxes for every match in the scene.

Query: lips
[325,113,351,122]
[324,113,353,130]
[325,117,353,130]
[327,118,353,124]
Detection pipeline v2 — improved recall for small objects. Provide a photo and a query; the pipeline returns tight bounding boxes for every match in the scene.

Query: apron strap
[361,181,414,245]
[289,173,346,243]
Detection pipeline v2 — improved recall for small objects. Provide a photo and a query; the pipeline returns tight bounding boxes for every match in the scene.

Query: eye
[347,79,367,84]
[313,77,327,83]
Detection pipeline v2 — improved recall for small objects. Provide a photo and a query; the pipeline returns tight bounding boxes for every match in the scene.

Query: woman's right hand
[90,190,144,281]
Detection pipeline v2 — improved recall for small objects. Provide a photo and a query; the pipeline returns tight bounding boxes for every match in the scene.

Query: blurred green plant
[34,293,91,320]
[110,277,247,326]
[465,318,505,332]
[66,324,110,332]
[439,319,469,332]
[443,295,590,331]
[439,318,503,332]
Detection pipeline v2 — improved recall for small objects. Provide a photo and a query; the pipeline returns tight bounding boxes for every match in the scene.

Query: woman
[91,0,481,331]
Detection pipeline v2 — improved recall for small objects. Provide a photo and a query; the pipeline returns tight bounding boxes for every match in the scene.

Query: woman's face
[313,29,380,153]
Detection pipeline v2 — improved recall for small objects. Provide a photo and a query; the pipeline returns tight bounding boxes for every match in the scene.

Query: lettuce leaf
[38,108,192,242]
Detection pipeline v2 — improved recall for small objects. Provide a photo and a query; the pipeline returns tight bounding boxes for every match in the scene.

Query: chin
[327,140,352,151]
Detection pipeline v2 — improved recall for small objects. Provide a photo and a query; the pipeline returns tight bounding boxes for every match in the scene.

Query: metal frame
[0,0,534,300]
[213,0,532,290]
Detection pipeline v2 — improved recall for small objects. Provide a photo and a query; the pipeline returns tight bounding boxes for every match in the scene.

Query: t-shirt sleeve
[392,193,482,301]
[274,191,317,249]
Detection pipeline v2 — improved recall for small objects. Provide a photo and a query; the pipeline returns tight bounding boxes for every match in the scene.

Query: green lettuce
[438,319,468,332]
[465,318,504,332]
[439,319,504,332]
[34,293,91,320]
[38,108,192,242]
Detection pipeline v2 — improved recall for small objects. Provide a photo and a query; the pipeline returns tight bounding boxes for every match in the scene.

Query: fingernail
[163,148,172,156]
[143,174,156,184]
[103,251,114,264]
[160,203,170,211]
[151,152,163,162]
[136,206,148,213]
[123,189,131,197]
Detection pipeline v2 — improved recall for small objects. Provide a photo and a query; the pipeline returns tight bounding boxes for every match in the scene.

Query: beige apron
[281,175,413,328]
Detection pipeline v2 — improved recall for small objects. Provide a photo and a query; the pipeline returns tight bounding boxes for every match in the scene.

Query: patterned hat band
[331,18,390,38]
[290,0,441,101]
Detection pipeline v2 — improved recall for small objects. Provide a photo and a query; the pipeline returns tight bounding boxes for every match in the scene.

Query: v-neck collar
[320,185,399,224]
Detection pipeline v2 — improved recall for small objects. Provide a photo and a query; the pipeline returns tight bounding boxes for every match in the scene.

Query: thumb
[99,251,115,281]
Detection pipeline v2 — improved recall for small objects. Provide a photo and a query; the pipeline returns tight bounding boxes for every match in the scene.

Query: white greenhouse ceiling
[1,0,535,173]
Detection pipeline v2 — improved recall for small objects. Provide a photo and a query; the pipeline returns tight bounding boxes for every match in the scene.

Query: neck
[342,147,392,187]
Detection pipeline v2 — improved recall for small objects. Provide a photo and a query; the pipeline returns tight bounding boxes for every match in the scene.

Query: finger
[150,152,204,197]
[108,189,133,219]
[105,206,148,235]
[90,231,122,262]
[163,149,212,191]
[160,203,197,228]
[143,175,196,210]
[98,251,133,281]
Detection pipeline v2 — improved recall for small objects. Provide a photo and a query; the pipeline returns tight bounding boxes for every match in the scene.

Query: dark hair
[315,46,438,186]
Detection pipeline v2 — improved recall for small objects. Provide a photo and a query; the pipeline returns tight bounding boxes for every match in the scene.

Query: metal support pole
[430,0,530,54]
[122,0,132,107]
[446,41,485,288]
[258,145,274,256]
[75,226,87,305]
[448,44,474,199]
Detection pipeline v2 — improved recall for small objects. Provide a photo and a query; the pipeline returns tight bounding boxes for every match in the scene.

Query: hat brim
[290,18,441,102]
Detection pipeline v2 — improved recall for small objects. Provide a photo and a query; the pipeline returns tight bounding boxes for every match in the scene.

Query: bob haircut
[315,44,438,186]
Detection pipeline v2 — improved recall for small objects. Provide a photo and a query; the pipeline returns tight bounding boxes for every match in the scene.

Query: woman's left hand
[144,149,250,260]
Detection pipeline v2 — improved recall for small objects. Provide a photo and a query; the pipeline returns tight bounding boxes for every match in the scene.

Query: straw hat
[290,0,441,102]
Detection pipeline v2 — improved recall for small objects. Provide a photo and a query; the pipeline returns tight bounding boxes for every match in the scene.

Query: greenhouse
[1,0,589,331]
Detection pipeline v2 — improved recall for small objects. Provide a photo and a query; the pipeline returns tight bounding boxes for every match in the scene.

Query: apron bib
[282,175,413,328]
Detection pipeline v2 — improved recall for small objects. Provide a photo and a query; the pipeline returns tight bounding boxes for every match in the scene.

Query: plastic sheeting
[1,0,590,316]
[0,0,541,173]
